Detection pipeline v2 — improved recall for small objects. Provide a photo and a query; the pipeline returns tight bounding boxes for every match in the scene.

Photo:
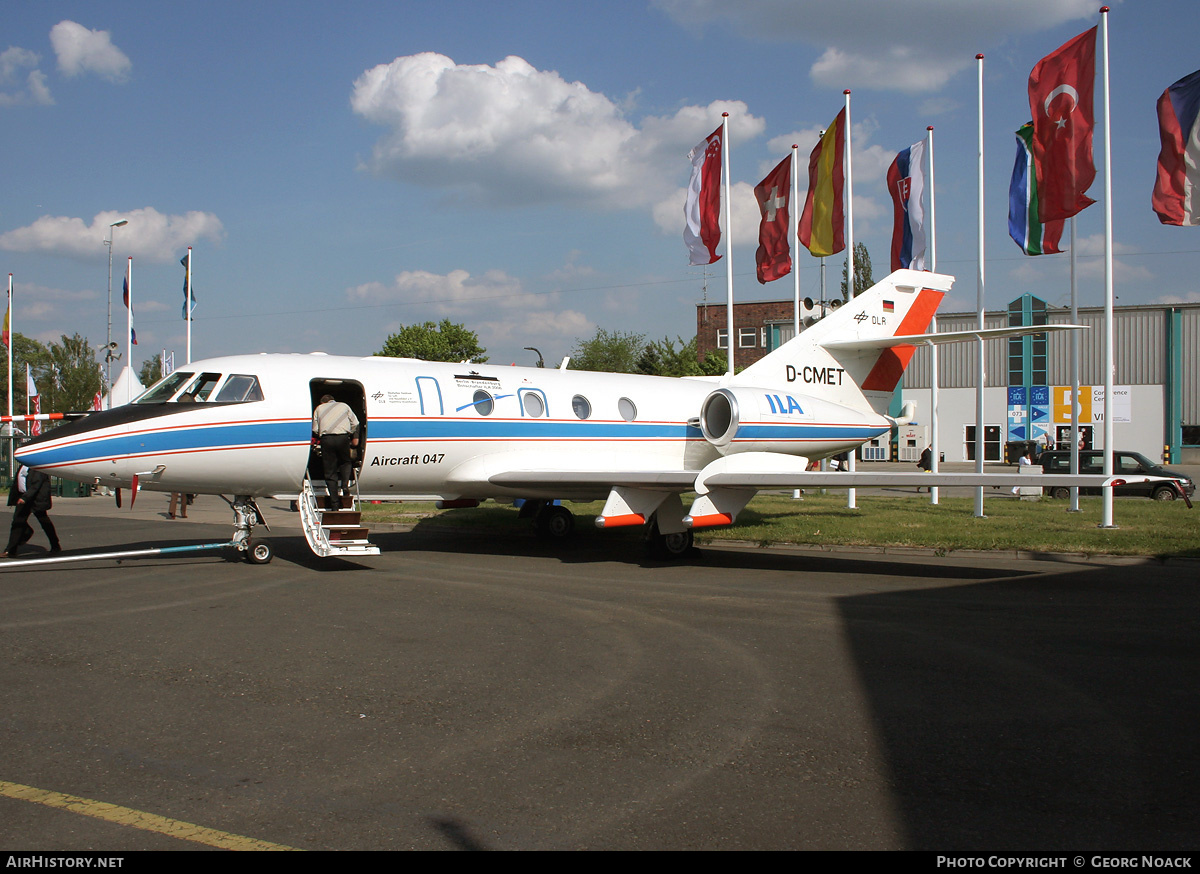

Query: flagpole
[186,247,193,365]
[6,274,12,447]
[791,144,800,338]
[720,114,734,375]
[974,53,987,518]
[1069,216,1081,512]
[126,257,133,405]
[927,125,941,505]
[1099,6,1116,529]
[843,90,857,508]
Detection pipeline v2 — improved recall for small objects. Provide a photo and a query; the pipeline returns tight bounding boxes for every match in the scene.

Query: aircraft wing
[488,470,698,489]
[701,471,1118,489]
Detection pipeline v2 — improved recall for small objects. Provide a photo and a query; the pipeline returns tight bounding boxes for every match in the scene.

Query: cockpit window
[184,373,223,401]
[214,374,264,402]
[136,372,193,403]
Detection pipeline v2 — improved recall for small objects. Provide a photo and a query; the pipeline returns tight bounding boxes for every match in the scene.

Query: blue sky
[2,0,1197,378]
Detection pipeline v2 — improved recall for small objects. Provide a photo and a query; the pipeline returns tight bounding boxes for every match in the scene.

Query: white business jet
[14,270,1119,564]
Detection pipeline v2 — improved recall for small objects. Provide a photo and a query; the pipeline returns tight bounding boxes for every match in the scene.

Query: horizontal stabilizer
[822,323,1087,353]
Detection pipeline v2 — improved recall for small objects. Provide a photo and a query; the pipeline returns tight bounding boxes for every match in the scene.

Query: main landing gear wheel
[248,541,273,564]
[647,520,694,560]
[535,504,575,540]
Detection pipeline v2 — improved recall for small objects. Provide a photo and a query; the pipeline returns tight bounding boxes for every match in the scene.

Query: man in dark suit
[6,464,61,558]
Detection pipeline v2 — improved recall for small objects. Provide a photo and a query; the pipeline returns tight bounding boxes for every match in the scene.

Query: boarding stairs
[298,476,381,558]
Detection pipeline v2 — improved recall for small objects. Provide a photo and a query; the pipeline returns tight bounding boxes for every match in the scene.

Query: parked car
[1039,450,1195,501]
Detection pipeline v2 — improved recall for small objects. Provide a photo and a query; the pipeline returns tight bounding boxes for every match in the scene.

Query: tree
[377,320,487,363]
[568,330,727,376]
[139,356,164,388]
[638,336,727,377]
[43,334,103,413]
[569,329,646,373]
[839,242,874,301]
[0,333,51,414]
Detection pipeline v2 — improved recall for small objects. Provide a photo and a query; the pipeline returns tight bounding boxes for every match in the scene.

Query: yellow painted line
[0,780,300,851]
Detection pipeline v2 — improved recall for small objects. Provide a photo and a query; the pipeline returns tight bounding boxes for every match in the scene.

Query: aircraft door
[309,379,368,483]
[416,376,443,415]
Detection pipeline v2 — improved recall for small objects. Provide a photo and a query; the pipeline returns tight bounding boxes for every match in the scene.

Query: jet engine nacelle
[698,386,813,457]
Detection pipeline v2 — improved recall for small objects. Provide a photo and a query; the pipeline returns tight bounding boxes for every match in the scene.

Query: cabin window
[572,395,591,420]
[214,374,264,402]
[521,390,546,418]
[183,372,223,401]
[618,397,637,422]
[136,371,193,403]
[472,390,494,416]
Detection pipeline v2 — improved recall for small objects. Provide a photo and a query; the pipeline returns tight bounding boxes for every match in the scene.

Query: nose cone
[14,403,188,482]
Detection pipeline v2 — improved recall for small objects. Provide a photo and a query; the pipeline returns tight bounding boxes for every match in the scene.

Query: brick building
[695,299,828,371]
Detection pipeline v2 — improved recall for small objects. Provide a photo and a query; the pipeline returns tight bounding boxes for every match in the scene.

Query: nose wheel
[248,541,273,564]
[230,495,273,564]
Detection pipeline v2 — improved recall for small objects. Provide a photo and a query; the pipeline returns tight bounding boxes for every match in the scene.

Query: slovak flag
[887,140,927,271]
[1152,68,1200,226]
[684,124,723,266]
[1028,26,1097,222]
[754,153,792,283]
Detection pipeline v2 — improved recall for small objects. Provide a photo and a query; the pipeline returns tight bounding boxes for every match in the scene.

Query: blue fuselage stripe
[22,416,885,468]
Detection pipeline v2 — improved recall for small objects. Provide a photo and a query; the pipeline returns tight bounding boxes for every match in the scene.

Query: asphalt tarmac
[1,494,1197,850]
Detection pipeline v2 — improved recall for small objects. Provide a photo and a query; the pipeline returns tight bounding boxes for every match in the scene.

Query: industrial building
[696,295,1200,464]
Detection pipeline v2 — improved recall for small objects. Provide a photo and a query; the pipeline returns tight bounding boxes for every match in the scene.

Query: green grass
[361,492,1200,559]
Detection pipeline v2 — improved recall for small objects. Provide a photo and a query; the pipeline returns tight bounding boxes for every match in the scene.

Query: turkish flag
[1028,26,1097,222]
[754,154,792,283]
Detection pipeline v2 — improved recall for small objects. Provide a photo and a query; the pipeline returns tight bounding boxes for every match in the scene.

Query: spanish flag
[798,108,846,258]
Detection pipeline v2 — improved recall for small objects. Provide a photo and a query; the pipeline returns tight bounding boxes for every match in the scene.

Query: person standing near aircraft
[313,394,359,510]
[5,462,61,558]
[1012,448,1034,496]
[917,445,933,492]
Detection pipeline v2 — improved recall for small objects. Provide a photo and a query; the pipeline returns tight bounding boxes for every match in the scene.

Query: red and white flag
[684,124,723,266]
[27,366,41,436]
[1028,26,1097,222]
[754,154,792,283]
[92,392,102,411]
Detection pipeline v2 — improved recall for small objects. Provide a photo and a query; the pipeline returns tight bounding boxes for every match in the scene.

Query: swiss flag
[754,154,792,283]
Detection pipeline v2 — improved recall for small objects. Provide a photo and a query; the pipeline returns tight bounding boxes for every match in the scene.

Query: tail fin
[735,269,953,415]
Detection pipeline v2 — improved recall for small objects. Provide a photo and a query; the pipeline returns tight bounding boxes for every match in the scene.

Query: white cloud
[654,0,1106,93]
[1007,233,1151,290]
[351,52,764,208]
[50,20,131,82]
[0,47,53,106]
[349,266,593,355]
[0,208,224,262]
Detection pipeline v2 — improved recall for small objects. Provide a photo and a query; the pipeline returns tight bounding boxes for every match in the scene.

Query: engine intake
[699,388,739,448]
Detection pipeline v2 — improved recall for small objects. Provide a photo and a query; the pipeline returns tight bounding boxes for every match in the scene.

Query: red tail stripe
[862,287,943,393]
